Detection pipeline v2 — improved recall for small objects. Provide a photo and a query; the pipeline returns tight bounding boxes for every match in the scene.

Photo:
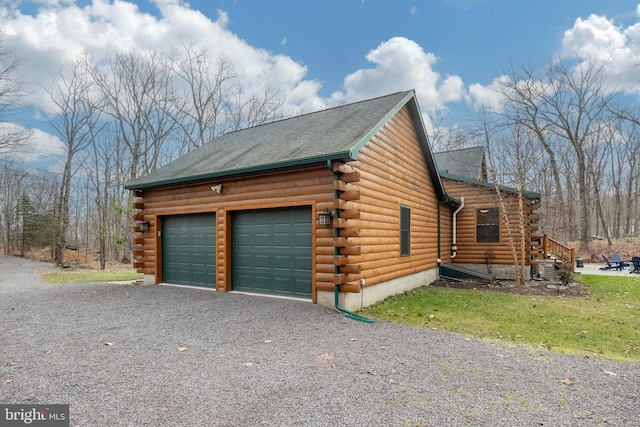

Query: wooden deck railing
[540,234,575,272]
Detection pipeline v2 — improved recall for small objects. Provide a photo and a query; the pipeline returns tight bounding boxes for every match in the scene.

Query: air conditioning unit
[539,260,556,280]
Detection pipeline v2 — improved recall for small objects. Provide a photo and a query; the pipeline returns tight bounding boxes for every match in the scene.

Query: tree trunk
[572,140,592,251]
[55,155,73,267]
[593,175,612,246]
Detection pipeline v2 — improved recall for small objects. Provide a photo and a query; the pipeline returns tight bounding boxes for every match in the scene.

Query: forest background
[1,38,639,268]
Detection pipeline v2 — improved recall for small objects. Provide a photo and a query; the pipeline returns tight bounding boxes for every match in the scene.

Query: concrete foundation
[317,268,439,312]
[147,267,446,311]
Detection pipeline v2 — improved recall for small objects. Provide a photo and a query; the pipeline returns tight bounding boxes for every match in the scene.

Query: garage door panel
[254,254,271,268]
[254,233,272,247]
[273,233,292,247]
[192,271,206,283]
[192,235,206,246]
[235,233,252,248]
[295,233,311,245]
[253,275,273,292]
[273,255,295,270]
[295,255,312,270]
[232,207,311,298]
[235,254,252,267]
[234,273,252,284]
[191,253,207,266]
[274,278,293,292]
[162,214,216,288]
[254,214,272,225]
[297,280,311,294]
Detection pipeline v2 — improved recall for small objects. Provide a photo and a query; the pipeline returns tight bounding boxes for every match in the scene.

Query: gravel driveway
[1,255,638,426]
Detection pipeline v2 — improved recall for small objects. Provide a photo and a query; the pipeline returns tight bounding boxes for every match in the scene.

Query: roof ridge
[218,90,414,139]
[440,172,540,199]
[434,145,484,154]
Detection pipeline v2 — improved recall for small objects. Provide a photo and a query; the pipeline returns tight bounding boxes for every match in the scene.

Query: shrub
[556,268,573,286]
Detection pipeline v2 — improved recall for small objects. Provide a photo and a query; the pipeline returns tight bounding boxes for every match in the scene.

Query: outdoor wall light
[318,208,332,226]
[139,220,150,232]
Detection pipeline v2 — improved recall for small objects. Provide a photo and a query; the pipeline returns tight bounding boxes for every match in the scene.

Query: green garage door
[232,206,312,298]
[162,214,216,288]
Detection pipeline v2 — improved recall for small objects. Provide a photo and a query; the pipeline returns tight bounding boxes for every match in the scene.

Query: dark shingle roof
[440,172,541,200]
[126,90,449,204]
[128,91,414,189]
[434,146,486,180]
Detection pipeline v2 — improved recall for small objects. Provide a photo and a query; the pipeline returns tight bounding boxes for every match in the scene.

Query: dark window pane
[400,205,410,256]
[476,207,499,243]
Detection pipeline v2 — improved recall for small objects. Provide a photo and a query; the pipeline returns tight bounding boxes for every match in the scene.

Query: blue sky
[204,0,638,91]
[2,0,640,162]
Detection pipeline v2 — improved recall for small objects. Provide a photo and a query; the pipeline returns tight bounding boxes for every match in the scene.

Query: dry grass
[2,245,134,272]
[43,269,143,284]
[568,237,639,262]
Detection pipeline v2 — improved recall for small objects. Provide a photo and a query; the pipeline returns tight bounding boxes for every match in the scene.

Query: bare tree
[172,44,236,151]
[0,158,27,253]
[87,130,110,269]
[425,110,475,154]
[0,36,31,154]
[497,66,566,239]
[611,106,640,237]
[496,57,617,250]
[480,111,531,287]
[43,58,103,266]
[226,83,286,131]
[587,123,612,245]
[0,159,59,256]
[90,50,181,182]
[620,119,640,237]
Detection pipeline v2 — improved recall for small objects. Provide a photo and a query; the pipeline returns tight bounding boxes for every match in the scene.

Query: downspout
[438,199,463,281]
[437,202,441,264]
[451,197,464,259]
[437,202,443,278]
[328,160,374,324]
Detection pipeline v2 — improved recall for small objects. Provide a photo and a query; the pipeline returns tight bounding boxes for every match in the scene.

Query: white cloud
[0,0,323,117]
[4,0,640,153]
[28,128,66,160]
[468,75,510,112]
[2,2,469,134]
[2,2,470,153]
[0,123,65,162]
[561,12,640,96]
[561,14,628,60]
[467,9,640,113]
[333,37,465,116]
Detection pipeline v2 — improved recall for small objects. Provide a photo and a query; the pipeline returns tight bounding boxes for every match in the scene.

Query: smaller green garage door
[232,206,312,298]
[162,214,216,288]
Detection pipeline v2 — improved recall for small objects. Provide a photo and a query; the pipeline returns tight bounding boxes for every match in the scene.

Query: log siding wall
[340,106,442,290]
[132,105,447,302]
[133,166,335,302]
[440,203,454,261]
[441,178,539,266]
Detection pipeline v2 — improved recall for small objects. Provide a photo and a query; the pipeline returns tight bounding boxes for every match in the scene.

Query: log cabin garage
[126,90,541,311]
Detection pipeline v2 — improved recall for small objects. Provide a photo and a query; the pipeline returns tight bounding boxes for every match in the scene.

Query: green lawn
[44,270,143,284]
[360,274,640,361]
